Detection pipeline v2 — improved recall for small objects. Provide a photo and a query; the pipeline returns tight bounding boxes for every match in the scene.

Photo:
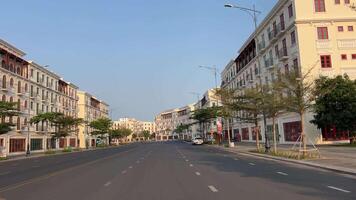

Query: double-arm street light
[198,65,219,90]
[224,3,261,29]
[224,3,271,152]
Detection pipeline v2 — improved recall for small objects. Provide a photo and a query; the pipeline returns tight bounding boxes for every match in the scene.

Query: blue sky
[0,0,277,121]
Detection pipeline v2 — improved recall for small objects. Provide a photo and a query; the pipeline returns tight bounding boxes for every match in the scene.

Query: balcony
[337,39,356,49]
[316,40,332,49]
[257,41,266,53]
[1,87,9,92]
[278,48,289,61]
[264,58,274,69]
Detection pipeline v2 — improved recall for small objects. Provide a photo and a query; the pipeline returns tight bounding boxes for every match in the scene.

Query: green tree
[132,133,137,140]
[0,102,19,135]
[89,117,113,143]
[141,130,151,140]
[279,68,316,156]
[265,78,288,153]
[311,75,356,144]
[31,112,83,139]
[231,86,267,151]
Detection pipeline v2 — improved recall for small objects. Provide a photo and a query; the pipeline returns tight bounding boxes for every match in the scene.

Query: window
[341,54,347,60]
[293,58,299,71]
[291,31,296,45]
[2,75,6,88]
[352,54,356,59]
[0,138,3,147]
[338,26,344,32]
[348,26,354,31]
[69,138,76,147]
[9,139,26,153]
[242,128,249,140]
[288,4,294,18]
[317,27,328,39]
[283,121,301,142]
[335,0,340,4]
[30,139,43,151]
[345,0,350,4]
[321,55,332,68]
[315,0,326,12]
[280,13,285,30]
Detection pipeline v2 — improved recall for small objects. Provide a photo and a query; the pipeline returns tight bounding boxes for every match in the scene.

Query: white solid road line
[249,163,256,166]
[327,186,351,193]
[195,172,201,176]
[208,185,218,193]
[104,182,112,187]
[276,172,288,176]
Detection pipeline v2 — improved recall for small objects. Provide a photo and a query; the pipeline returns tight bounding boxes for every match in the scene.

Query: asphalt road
[0,141,355,200]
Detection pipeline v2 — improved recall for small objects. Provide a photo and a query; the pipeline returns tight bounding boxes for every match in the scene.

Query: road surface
[0,142,355,200]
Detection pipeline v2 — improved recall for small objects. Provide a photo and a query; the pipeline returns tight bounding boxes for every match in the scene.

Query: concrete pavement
[0,141,355,200]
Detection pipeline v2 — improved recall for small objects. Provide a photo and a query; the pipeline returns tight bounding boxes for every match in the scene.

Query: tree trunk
[300,112,307,157]
[255,120,260,151]
[272,117,277,153]
[227,118,231,146]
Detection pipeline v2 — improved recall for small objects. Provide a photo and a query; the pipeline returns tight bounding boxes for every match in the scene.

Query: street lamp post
[224,3,271,151]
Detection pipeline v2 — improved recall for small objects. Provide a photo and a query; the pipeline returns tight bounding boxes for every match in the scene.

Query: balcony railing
[264,58,274,68]
[316,40,332,49]
[257,41,266,52]
[278,48,289,61]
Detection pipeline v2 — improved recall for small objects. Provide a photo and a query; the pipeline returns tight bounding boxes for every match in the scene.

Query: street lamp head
[224,4,234,8]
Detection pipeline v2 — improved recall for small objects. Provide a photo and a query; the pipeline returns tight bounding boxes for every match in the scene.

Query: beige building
[0,39,80,156]
[113,118,154,141]
[154,89,221,141]
[77,91,109,148]
[221,0,356,144]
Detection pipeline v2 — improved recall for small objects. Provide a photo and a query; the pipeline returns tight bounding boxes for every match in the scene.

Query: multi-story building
[221,0,356,144]
[113,118,154,141]
[154,89,221,141]
[77,91,109,148]
[0,39,80,156]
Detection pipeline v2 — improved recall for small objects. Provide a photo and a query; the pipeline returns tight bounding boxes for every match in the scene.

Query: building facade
[154,89,221,141]
[0,39,81,156]
[113,118,154,141]
[77,91,109,148]
[221,0,356,144]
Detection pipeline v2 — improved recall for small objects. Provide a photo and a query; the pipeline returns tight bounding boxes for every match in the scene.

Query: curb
[0,144,130,163]
[211,146,356,177]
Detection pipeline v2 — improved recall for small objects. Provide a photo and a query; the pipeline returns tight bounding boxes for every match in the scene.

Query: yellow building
[113,118,154,142]
[77,91,109,148]
[221,0,356,144]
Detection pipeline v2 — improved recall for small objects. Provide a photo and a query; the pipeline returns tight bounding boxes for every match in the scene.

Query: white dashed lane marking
[185,160,189,162]
[234,158,239,161]
[195,172,201,176]
[0,172,10,176]
[208,185,218,193]
[129,166,133,169]
[104,182,112,187]
[327,186,351,193]
[276,172,288,176]
[122,170,127,174]
[189,164,194,167]
[249,163,256,166]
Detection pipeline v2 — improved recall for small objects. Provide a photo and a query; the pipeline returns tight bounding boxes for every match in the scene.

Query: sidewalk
[211,142,356,176]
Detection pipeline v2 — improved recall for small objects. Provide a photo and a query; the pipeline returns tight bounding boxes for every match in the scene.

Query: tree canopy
[311,75,356,134]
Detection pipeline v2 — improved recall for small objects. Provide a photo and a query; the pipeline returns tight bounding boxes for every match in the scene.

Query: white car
[192,137,204,145]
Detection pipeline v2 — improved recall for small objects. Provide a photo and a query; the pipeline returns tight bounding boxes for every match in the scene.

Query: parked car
[192,137,204,145]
